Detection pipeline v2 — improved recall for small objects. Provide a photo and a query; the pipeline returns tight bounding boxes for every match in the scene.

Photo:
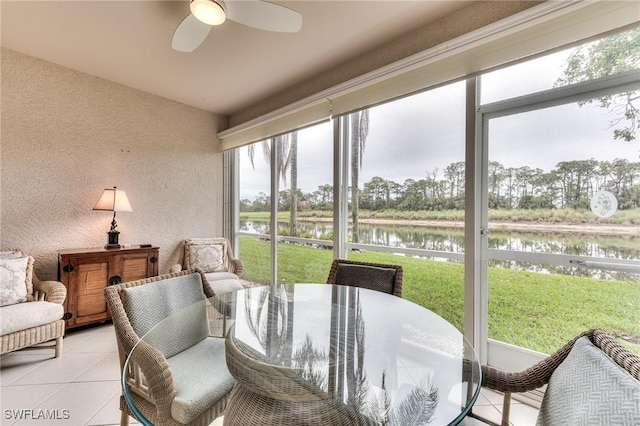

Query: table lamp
[93,186,133,249]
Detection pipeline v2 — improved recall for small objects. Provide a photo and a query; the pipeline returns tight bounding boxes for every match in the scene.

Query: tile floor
[1,324,539,426]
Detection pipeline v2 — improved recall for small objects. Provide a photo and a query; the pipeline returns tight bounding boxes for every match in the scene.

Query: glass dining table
[123,283,481,426]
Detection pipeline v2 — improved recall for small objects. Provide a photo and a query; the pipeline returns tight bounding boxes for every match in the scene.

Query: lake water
[240,219,640,279]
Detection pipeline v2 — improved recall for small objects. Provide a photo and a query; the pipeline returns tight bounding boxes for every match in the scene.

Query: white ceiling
[1,1,472,116]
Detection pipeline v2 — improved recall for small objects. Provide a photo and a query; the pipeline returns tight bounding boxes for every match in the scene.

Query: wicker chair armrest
[230,259,243,276]
[481,364,555,393]
[33,277,67,304]
[592,329,640,380]
[482,330,594,393]
[129,340,176,421]
[223,239,243,276]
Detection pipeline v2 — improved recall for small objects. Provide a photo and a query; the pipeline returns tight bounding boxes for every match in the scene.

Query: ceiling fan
[172,0,303,52]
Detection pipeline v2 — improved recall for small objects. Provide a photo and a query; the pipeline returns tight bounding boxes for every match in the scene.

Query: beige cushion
[184,238,228,273]
[168,337,235,424]
[0,256,34,306]
[204,272,238,282]
[0,301,64,335]
[203,273,243,294]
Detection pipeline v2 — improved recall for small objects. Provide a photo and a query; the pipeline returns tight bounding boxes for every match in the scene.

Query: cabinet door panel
[121,257,150,282]
[75,261,108,319]
[77,294,108,317]
[76,262,108,293]
[67,259,110,326]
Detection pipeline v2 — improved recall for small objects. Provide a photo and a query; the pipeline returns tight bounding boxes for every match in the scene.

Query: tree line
[242,28,639,240]
[240,158,640,213]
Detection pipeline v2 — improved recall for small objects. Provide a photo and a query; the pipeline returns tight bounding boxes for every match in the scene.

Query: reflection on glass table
[221,284,481,425]
[123,284,481,426]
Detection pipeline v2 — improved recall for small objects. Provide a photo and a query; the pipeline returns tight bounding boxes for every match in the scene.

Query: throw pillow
[0,256,33,306]
[0,249,24,259]
[536,336,640,425]
[184,238,228,273]
[0,250,34,298]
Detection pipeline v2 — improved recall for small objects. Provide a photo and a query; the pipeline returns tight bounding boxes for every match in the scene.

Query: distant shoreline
[292,216,639,236]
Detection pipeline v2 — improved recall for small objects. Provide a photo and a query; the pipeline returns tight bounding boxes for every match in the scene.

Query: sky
[239,42,640,200]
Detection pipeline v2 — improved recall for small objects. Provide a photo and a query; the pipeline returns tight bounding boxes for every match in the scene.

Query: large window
[275,123,334,284]
[480,28,640,359]
[483,100,639,355]
[344,82,467,329]
[230,27,640,364]
[237,140,272,284]
[236,123,334,285]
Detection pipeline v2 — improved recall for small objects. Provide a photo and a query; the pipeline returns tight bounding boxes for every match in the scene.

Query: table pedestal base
[223,384,376,426]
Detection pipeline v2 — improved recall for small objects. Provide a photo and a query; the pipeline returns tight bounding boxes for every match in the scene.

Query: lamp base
[106,231,121,249]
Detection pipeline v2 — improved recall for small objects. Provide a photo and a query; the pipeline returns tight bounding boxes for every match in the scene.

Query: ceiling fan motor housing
[190,0,226,26]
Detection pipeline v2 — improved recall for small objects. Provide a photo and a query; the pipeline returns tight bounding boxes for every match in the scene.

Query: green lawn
[239,235,640,355]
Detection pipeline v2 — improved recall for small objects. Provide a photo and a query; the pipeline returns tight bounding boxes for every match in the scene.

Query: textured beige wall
[1,48,227,280]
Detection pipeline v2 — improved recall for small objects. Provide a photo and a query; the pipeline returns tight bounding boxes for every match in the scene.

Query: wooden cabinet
[59,246,159,329]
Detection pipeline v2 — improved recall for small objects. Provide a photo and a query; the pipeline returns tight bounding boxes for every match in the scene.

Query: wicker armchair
[172,238,243,276]
[478,329,640,426]
[327,259,403,297]
[171,238,245,295]
[1,249,66,357]
[105,270,235,426]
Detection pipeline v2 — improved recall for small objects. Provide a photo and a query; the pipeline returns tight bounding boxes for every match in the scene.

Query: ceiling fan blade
[172,14,212,52]
[226,0,302,33]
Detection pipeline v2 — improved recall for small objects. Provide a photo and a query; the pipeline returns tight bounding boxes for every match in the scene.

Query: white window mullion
[270,137,279,285]
[224,149,240,257]
[333,116,348,260]
[464,77,489,363]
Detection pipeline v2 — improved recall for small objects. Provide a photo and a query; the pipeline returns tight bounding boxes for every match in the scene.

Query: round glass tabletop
[124,284,481,425]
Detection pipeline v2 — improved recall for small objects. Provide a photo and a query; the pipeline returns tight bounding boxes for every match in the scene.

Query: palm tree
[247,135,292,186]
[247,133,298,236]
[350,109,370,243]
[384,379,439,425]
[243,286,290,360]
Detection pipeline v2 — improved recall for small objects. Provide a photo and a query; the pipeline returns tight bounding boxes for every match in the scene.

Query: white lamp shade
[190,0,226,26]
[93,187,133,212]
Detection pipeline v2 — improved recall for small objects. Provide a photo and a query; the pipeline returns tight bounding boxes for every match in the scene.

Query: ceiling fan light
[190,0,226,26]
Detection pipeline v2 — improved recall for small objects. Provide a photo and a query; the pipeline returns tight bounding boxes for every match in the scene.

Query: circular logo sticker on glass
[590,191,618,218]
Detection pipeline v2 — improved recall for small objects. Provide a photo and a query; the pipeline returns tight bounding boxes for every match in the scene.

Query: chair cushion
[167,337,235,424]
[204,272,243,295]
[536,336,640,425]
[335,263,397,294]
[0,301,64,336]
[184,238,228,273]
[123,273,209,358]
[0,256,34,306]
